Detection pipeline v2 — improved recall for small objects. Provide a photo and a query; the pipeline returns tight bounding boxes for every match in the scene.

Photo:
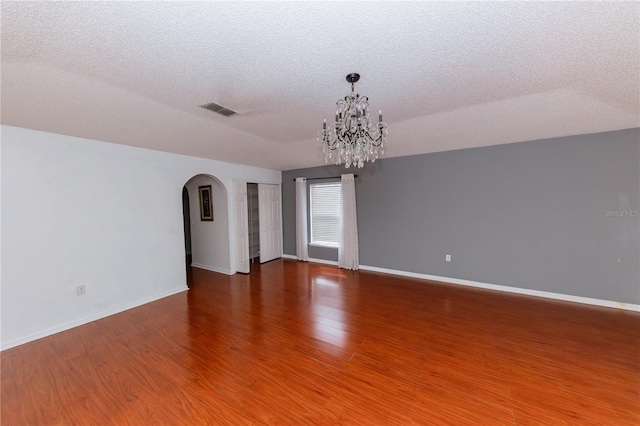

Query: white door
[233,181,250,273]
[258,184,282,263]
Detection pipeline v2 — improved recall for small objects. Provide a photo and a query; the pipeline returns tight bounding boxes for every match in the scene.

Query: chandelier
[318,73,388,168]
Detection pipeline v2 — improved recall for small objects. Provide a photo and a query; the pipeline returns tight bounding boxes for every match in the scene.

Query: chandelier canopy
[318,73,388,168]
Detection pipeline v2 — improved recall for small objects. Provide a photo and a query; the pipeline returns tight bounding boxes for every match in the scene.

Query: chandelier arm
[335,128,355,144]
[359,128,385,146]
[370,134,385,147]
[323,135,340,150]
[324,142,339,150]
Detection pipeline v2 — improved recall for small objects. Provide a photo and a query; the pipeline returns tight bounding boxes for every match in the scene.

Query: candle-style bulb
[323,118,327,130]
[379,109,382,122]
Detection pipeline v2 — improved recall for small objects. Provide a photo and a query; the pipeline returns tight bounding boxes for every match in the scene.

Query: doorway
[182,186,193,268]
[247,183,260,263]
[234,182,282,273]
[182,186,193,287]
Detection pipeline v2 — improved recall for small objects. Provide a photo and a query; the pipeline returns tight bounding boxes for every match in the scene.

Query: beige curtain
[295,177,309,261]
[338,174,359,270]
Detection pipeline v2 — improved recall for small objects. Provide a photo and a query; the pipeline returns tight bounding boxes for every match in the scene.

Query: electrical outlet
[76,285,86,296]
[445,254,451,262]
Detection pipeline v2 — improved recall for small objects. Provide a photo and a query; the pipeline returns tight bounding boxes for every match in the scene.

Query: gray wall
[282,128,640,304]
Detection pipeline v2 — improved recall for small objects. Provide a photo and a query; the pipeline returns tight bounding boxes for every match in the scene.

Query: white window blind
[310,182,341,247]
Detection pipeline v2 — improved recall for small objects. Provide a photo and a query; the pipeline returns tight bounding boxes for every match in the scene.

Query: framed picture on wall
[198,185,214,221]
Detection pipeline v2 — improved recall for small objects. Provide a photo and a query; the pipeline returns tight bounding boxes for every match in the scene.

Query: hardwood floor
[2,259,639,425]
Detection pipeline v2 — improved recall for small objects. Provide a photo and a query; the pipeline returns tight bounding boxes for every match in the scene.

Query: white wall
[1,125,280,349]
[185,175,230,274]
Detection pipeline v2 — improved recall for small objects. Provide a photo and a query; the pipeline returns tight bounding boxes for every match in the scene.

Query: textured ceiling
[1,1,638,171]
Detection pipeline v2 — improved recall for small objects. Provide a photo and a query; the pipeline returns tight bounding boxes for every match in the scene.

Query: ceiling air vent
[200,102,236,117]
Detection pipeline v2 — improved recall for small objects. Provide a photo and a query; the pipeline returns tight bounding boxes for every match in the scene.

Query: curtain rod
[292,175,357,181]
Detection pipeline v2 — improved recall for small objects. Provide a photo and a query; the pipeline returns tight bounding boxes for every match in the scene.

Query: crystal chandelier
[318,73,388,168]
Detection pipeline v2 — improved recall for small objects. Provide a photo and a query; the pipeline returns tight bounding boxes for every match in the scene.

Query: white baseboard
[1,286,188,351]
[358,264,640,312]
[191,263,233,275]
[282,255,639,312]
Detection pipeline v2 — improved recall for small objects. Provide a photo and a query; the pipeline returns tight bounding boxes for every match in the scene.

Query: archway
[182,174,231,278]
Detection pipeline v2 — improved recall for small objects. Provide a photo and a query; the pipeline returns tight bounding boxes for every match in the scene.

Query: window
[310,182,341,247]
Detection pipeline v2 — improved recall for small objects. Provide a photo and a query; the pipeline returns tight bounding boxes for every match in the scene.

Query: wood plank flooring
[2,259,639,425]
